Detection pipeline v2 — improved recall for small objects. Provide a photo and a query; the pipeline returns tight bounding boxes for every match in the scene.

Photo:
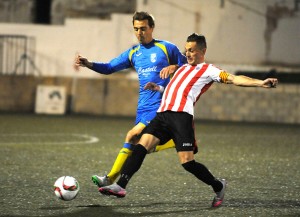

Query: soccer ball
[54,176,80,201]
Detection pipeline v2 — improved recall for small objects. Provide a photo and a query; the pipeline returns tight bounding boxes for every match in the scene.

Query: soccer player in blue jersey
[74,11,187,187]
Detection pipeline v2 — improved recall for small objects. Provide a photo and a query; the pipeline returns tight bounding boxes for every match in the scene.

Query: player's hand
[159,65,179,79]
[262,78,278,88]
[144,82,160,91]
[74,54,92,71]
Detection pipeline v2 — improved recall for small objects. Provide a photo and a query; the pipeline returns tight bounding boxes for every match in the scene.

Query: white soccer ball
[54,176,80,201]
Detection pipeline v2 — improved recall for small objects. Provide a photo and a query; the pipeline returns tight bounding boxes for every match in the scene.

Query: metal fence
[0,35,39,75]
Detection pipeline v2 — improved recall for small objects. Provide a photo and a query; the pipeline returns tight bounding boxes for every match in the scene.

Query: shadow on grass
[73,203,203,217]
[226,198,300,209]
[2,199,300,217]
[38,203,200,217]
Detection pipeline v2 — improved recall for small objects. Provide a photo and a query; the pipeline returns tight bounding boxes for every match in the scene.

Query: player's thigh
[126,122,146,143]
[131,122,146,134]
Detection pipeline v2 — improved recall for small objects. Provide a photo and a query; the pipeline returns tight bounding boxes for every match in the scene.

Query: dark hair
[132,11,155,28]
[187,33,207,50]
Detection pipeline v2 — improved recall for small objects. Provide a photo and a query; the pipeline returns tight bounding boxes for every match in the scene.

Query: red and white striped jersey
[158,63,227,116]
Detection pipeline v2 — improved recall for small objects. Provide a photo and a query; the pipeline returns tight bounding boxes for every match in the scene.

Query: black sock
[182,160,223,192]
[117,144,147,189]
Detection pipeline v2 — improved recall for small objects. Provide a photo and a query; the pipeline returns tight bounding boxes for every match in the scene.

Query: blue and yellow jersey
[91,39,186,117]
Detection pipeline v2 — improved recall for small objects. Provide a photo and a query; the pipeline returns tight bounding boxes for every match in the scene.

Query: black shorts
[143,111,196,152]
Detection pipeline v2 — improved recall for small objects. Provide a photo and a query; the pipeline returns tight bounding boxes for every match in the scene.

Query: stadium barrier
[0,74,299,124]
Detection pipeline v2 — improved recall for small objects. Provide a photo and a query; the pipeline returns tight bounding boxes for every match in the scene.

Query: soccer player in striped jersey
[99,33,278,207]
[74,12,187,187]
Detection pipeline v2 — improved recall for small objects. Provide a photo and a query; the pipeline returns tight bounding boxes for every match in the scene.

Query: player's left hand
[263,78,278,88]
[74,54,92,70]
[160,65,179,79]
[144,82,160,91]
[73,53,81,71]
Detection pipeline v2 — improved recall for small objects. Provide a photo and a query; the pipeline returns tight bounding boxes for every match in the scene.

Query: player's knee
[125,130,139,144]
[125,129,133,140]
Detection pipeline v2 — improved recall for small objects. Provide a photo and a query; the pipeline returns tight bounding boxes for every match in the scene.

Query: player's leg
[99,114,168,197]
[92,122,146,187]
[99,140,165,196]
[179,151,226,207]
[99,138,157,197]
[106,122,146,183]
[171,112,225,207]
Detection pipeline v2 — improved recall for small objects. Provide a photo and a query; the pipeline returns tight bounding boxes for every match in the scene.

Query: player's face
[185,42,205,65]
[133,20,154,44]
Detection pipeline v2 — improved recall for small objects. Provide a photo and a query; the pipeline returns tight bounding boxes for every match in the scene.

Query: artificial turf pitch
[0,113,299,217]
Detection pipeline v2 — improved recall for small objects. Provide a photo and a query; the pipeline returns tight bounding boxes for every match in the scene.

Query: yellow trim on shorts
[137,122,146,128]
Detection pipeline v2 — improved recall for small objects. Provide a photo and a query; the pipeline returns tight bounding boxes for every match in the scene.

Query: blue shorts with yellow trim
[135,109,157,126]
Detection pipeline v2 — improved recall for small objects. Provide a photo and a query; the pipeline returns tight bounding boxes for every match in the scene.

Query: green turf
[0,114,299,217]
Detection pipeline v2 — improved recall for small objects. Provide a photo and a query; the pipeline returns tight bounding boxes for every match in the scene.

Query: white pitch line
[0,133,99,145]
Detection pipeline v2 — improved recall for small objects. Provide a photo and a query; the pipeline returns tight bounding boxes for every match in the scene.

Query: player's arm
[160,42,187,79]
[74,51,131,75]
[220,71,278,88]
[159,64,180,79]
